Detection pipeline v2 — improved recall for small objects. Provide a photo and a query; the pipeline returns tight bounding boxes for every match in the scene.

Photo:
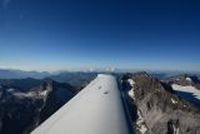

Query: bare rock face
[122,72,200,134]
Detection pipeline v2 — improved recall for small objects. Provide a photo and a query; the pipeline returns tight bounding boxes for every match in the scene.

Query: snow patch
[13,92,35,98]
[7,88,16,93]
[171,98,178,104]
[127,79,136,100]
[39,90,48,96]
[136,109,148,134]
[128,79,135,87]
[13,90,49,99]
[128,89,135,100]
[186,77,192,82]
[172,84,200,100]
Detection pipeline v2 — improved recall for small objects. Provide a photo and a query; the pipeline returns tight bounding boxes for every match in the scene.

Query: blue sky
[0,0,200,72]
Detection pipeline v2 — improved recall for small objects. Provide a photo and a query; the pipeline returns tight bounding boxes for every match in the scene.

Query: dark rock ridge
[0,79,76,134]
[122,72,200,134]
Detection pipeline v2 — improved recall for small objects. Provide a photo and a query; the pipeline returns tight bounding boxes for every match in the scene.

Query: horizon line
[0,67,199,74]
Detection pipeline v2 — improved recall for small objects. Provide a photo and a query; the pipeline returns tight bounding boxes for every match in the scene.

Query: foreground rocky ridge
[0,79,76,134]
[122,72,200,134]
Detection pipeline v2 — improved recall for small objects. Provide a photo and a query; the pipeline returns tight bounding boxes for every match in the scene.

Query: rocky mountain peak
[122,72,200,134]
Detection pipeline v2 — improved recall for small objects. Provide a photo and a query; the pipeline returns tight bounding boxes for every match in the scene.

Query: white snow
[171,98,178,104]
[128,89,135,100]
[128,79,135,86]
[12,89,49,99]
[172,84,200,100]
[31,74,129,134]
[186,77,192,82]
[136,110,148,134]
[39,90,48,96]
[127,79,135,100]
[7,88,15,93]
[13,92,35,98]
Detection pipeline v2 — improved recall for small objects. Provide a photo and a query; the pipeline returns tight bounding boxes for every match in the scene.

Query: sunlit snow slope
[31,74,129,134]
[172,84,200,106]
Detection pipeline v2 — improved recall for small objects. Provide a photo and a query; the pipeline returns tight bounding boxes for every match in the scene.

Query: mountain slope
[122,72,200,134]
[0,79,76,134]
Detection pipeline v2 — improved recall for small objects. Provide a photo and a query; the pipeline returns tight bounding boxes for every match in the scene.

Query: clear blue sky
[0,0,200,71]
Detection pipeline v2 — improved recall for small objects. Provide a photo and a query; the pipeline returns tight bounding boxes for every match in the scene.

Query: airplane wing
[31,74,130,134]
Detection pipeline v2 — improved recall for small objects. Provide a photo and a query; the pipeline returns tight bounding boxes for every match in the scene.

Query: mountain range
[0,69,200,134]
